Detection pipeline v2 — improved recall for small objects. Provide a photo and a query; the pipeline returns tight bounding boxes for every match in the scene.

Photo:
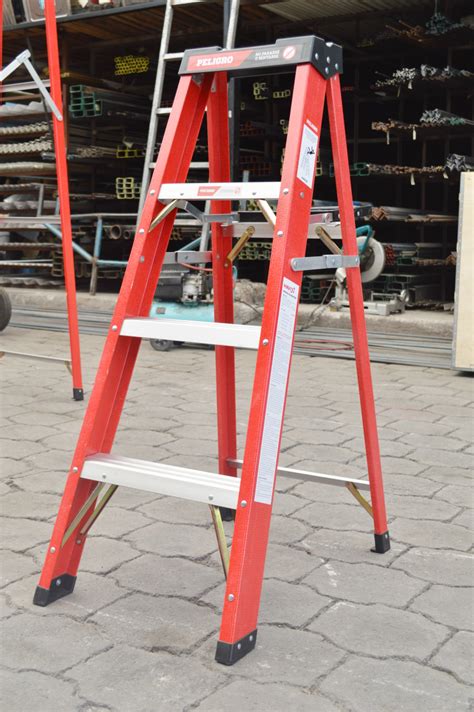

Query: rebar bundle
[114,55,150,76]
[0,121,50,137]
[420,109,474,127]
[0,135,53,155]
[444,154,474,174]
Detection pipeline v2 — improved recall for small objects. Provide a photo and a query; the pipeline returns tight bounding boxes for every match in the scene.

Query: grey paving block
[5,571,127,621]
[432,631,473,684]
[196,680,342,712]
[271,491,308,516]
[0,550,38,588]
[0,669,80,712]
[0,592,17,619]
[296,501,373,532]
[399,433,466,452]
[345,437,415,458]
[298,528,407,566]
[0,438,46,460]
[0,490,60,520]
[1,613,109,673]
[391,518,472,550]
[69,645,226,711]
[0,424,59,441]
[410,585,474,631]
[25,447,71,470]
[386,493,460,521]
[384,474,443,496]
[264,543,323,582]
[136,496,212,526]
[410,448,473,470]
[284,444,354,464]
[309,601,448,660]
[434,484,473,507]
[304,561,425,607]
[321,655,473,711]
[268,514,311,544]
[81,536,141,574]
[357,455,427,475]
[195,626,345,686]
[389,419,455,436]
[113,553,221,598]
[421,466,472,487]
[88,506,151,538]
[392,548,473,586]
[91,591,219,652]
[125,520,218,558]
[377,408,441,424]
[451,509,473,529]
[13,469,68,495]
[1,517,53,552]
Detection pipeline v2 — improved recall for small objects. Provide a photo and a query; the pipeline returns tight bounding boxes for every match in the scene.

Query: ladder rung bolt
[72,466,78,473]
[56,579,61,586]
[139,229,145,234]
[112,325,118,331]
[150,190,155,195]
[240,500,247,507]
[50,547,56,553]
[283,188,289,194]
[228,594,235,601]
[299,192,305,198]
[76,539,82,545]
[277,230,283,237]
[262,339,269,346]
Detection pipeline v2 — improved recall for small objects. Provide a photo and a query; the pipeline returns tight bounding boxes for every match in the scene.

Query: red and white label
[282,46,296,60]
[187,49,252,72]
[197,186,220,197]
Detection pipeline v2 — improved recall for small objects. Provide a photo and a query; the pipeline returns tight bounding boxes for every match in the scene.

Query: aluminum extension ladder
[34,36,390,667]
[137,0,240,219]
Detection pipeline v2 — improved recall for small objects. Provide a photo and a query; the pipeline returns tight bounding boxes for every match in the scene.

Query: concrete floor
[0,325,472,711]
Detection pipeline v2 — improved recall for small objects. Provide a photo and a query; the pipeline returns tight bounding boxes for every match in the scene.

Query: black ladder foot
[73,388,84,401]
[33,574,76,606]
[372,531,391,553]
[215,630,257,665]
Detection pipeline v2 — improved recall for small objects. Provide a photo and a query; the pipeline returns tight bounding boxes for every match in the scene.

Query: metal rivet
[262,339,269,346]
[72,466,78,473]
[139,228,145,234]
[140,256,145,263]
[102,475,106,480]
[228,594,235,602]
[283,188,289,195]
[335,63,339,70]
[237,643,242,650]
[315,52,319,60]
[240,500,247,508]
[299,192,304,198]
[277,230,283,237]
[112,325,118,331]
[208,495,214,501]
[50,547,56,554]
[325,67,329,75]
[216,254,220,260]
[150,189,156,195]
[76,539,82,545]
[291,259,297,269]
[327,56,331,63]
[249,635,253,642]
[56,579,61,586]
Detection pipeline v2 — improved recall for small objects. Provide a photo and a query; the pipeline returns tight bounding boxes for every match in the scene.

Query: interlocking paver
[321,656,473,711]
[309,601,448,659]
[1,326,472,711]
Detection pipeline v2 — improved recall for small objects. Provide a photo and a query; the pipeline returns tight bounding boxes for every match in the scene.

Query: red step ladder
[34,36,390,666]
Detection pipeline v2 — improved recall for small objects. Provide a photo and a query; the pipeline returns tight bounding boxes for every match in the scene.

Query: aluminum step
[82,454,239,509]
[120,318,261,349]
[159,181,281,201]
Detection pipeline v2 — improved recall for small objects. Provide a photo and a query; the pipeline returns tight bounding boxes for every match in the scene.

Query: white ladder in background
[137,0,241,220]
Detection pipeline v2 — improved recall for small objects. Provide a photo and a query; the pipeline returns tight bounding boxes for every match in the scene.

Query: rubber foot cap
[215,630,257,665]
[372,531,391,554]
[219,506,235,522]
[73,388,84,401]
[33,574,76,607]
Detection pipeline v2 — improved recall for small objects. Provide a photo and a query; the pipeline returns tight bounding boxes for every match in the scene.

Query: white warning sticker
[254,277,299,505]
[297,123,318,188]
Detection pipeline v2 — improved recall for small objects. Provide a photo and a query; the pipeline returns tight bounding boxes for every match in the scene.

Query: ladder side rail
[44,0,84,400]
[35,74,214,602]
[137,0,174,219]
[326,74,390,553]
[207,72,238,487]
[216,64,328,663]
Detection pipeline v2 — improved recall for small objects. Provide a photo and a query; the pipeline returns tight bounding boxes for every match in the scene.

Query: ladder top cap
[179,36,343,79]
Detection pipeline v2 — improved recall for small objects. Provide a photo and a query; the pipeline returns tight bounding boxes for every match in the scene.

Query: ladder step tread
[159,181,281,201]
[120,318,261,349]
[82,454,239,509]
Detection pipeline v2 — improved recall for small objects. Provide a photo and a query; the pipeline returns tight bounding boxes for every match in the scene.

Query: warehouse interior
[1,0,473,359]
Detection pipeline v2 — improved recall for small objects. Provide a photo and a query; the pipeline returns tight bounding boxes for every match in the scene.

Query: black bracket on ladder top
[179,36,343,79]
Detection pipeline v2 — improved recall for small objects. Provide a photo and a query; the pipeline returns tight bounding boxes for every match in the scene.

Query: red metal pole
[326,74,390,553]
[44,0,84,400]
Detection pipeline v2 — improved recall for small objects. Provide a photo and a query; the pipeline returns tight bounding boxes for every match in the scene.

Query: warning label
[254,278,299,505]
[297,123,318,188]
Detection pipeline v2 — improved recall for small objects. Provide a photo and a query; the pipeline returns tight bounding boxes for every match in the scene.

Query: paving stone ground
[0,325,473,711]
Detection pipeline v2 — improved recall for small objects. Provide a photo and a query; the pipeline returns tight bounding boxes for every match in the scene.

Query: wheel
[0,288,12,332]
[150,339,174,352]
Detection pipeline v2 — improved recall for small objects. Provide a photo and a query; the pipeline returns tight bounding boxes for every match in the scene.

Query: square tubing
[326,74,389,553]
[207,73,238,518]
[216,65,327,664]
